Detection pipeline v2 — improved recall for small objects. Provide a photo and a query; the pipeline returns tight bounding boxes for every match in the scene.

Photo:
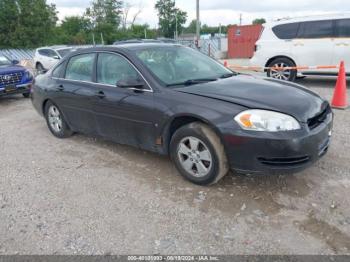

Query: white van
[251,14,350,81]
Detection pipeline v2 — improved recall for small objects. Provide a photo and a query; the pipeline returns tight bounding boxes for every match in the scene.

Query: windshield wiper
[219,72,238,79]
[166,78,217,87]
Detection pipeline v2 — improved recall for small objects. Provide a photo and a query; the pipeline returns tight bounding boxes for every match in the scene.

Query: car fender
[158,104,236,155]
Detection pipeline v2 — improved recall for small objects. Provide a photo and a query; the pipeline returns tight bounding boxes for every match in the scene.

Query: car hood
[174,75,327,122]
[0,65,25,74]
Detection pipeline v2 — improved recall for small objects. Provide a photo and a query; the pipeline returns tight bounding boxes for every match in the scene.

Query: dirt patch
[297,212,350,253]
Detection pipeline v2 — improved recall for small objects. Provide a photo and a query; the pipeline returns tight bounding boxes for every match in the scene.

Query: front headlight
[234,110,301,132]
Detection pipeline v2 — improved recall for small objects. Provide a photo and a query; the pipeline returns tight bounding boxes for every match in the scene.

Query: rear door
[55,53,98,135]
[293,20,335,73]
[333,19,350,72]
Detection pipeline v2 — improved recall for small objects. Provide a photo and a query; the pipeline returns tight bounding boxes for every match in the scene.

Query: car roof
[269,13,350,26]
[70,43,183,54]
[113,39,175,45]
[37,45,73,51]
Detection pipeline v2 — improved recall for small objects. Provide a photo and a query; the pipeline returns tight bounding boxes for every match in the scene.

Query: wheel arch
[42,98,51,115]
[162,114,224,155]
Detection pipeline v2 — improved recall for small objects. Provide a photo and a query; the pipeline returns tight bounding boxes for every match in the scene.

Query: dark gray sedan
[31,44,333,185]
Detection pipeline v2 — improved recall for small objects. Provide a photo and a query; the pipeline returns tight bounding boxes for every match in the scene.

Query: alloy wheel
[48,105,62,133]
[177,136,212,178]
[270,62,292,81]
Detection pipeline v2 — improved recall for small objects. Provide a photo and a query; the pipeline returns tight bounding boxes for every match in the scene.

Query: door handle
[96,91,106,99]
[57,84,64,91]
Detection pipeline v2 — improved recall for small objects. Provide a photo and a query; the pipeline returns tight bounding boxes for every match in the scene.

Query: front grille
[0,72,23,86]
[258,156,310,166]
[307,105,331,130]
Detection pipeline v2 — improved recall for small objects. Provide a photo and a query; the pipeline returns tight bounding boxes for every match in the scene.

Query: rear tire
[170,122,229,185]
[44,101,73,138]
[267,57,297,82]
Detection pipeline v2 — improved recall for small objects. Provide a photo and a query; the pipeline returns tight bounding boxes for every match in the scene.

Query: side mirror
[12,59,19,65]
[53,55,60,60]
[117,78,145,89]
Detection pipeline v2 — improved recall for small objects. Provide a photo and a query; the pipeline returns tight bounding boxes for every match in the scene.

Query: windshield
[0,56,11,66]
[57,48,73,58]
[134,46,233,86]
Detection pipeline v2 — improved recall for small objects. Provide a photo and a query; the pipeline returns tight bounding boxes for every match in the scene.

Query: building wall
[227,24,263,59]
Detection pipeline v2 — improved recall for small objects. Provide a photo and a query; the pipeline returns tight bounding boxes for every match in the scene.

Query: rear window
[272,23,300,39]
[297,20,334,38]
[335,19,350,37]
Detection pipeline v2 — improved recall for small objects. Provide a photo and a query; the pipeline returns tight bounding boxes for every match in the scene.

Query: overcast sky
[48,0,348,27]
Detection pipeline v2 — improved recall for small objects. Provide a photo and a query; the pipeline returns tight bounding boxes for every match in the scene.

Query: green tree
[155,0,187,38]
[184,19,197,34]
[85,0,123,44]
[0,0,58,48]
[252,18,266,25]
[55,16,92,44]
[61,16,91,37]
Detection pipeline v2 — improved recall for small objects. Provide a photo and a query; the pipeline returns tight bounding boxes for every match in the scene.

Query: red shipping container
[228,24,263,59]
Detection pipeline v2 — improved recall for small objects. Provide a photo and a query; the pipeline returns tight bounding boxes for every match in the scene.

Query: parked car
[251,14,350,81]
[31,44,333,185]
[0,55,33,98]
[34,46,75,73]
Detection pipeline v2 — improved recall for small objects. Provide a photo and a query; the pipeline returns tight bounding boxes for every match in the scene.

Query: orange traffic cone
[331,61,348,109]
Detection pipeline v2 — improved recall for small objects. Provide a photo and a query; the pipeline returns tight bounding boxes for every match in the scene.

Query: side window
[97,53,139,85]
[38,49,48,56]
[65,53,95,82]
[335,19,350,37]
[297,20,334,39]
[272,23,300,39]
[47,49,58,58]
[52,63,64,78]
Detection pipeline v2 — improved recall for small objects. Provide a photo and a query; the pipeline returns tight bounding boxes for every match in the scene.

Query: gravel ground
[0,76,349,255]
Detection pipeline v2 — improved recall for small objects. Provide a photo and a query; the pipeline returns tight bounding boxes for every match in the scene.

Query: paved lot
[0,76,350,255]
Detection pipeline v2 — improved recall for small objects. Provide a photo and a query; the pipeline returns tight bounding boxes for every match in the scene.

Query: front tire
[44,101,73,138]
[170,122,229,185]
[267,58,297,82]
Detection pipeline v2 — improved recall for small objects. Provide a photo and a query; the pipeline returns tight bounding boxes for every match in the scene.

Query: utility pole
[175,0,178,40]
[100,33,104,45]
[239,13,242,25]
[196,0,200,45]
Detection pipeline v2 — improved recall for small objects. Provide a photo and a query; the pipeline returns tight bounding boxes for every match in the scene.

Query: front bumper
[0,83,32,96]
[221,113,333,175]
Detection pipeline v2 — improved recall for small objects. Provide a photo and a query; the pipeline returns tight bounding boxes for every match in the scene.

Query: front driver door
[92,52,157,151]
